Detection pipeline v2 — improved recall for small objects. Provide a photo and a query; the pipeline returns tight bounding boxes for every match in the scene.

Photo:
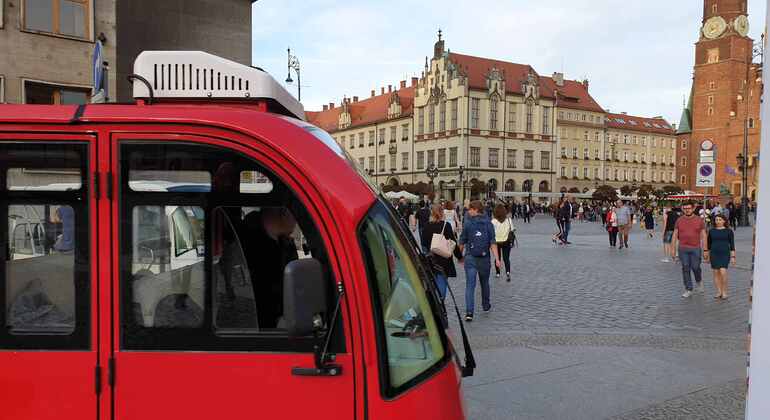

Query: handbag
[430,222,456,258]
[506,218,516,246]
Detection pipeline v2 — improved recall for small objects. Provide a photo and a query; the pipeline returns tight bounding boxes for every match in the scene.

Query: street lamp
[286,48,301,101]
[458,165,465,203]
[426,164,439,198]
[487,180,495,201]
[738,35,763,227]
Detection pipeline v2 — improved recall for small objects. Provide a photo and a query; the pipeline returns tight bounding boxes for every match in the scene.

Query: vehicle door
[0,136,98,420]
[109,133,355,419]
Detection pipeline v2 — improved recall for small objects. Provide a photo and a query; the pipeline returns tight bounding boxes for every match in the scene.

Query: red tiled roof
[306,86,415,133]
[605,112,675,135]
[447,52,605,113]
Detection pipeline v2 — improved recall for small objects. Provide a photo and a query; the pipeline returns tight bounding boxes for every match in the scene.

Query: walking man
[459,200,501,322]
[523,201,531,223]
[559,196,574,244]
[672,201,707,298]
[615,199,632,249]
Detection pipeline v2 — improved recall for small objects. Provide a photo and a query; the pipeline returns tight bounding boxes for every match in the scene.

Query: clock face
[703,16,727,39]
[734,15,750,37]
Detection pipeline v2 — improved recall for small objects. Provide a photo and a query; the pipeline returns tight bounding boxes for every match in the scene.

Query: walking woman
[606,205,619,247]
[552,200,566,245]
[644,207,655,239]
[443,200,461,234]
[705,214,735,300]
[492,204,514,281]
[421,204,464,301]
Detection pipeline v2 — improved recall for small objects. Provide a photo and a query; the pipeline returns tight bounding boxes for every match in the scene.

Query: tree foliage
[592,184,618,203]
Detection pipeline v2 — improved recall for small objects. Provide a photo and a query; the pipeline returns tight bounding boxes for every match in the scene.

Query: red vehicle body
[0,102,467,420]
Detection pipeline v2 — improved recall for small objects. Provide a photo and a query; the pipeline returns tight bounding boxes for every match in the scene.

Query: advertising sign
[695,163,715,187]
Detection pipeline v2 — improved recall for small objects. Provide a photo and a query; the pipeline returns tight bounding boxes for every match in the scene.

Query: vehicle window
[359,201,446,394]
[0,143,89,350]
[120,142,341,352]
[129,169,211,192]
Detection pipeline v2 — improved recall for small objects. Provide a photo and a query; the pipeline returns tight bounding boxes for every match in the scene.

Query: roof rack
[131,51,305,120]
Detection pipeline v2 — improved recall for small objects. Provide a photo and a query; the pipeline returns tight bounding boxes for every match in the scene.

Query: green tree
[637,184,654,200]
[592,185,618,203]
[619,185,634,197]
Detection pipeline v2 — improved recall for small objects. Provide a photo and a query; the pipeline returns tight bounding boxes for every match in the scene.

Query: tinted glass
[7,168,82,191]
[59,0,85,38]
[24,0,53,32]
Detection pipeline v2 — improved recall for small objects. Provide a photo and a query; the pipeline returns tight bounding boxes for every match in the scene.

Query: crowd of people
[391,194,750,324]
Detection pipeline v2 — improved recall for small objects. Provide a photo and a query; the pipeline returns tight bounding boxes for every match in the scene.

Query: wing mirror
[283,258,327,338]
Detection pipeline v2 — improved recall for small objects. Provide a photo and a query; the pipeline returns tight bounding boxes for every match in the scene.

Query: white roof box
[132,51,305,120]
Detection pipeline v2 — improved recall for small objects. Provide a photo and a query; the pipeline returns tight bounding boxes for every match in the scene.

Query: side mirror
[283,258,327,337]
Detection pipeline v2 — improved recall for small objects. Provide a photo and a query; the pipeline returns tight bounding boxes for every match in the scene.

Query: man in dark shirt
[244,207,299,328]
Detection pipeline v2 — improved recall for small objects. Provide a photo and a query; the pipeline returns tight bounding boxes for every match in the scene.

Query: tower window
[708,95,714,105]
[749,118,755,128]
[708,107,714,116]
[707,48,719,64]
[712,3,717,14]
[709,81,716,90]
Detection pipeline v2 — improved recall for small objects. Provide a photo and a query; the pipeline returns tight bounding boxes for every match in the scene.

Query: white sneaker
[682,290,693,298]
[696,283,705,293]
[660,258,671,263]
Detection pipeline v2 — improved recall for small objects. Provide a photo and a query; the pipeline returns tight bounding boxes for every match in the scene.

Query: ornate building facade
[308,33,678,200]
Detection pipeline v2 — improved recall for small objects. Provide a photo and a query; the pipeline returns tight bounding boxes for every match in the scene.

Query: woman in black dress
[705,214,736,300]
[420,204,464,301]
[643,208,655,238]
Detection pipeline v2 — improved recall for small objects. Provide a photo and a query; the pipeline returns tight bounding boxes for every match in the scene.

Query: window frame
[0,140,91,350]
[357,199,450,400]
[21,0,94,41]
[22,78,91,104]
[117,139,346,353]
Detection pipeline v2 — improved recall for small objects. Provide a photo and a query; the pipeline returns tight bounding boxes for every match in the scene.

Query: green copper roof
[677,89,693,134]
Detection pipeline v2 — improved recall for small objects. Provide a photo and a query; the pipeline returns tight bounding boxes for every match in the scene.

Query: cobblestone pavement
[448,215,752,420]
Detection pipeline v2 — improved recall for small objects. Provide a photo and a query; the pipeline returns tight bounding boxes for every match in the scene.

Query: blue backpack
[465,217,492,257]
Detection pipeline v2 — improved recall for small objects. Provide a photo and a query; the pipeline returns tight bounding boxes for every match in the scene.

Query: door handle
[291,365,342,377]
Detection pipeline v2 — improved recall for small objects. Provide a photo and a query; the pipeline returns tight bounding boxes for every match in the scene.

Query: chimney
[400,80,406,89]
[621,112,627,115]
[582,79,589,90]
[329,102,334,109]
[381,87,385,95]
[322,105,328,111]
[411,77,418,87]
[353,96,358,102]
[371,89,375,97]
[552,72,564,87]
[388,85,392,93]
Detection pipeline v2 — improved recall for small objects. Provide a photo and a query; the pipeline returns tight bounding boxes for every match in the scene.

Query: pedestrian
[553,200,567,245]
[615,200,632,249]
[421,204,464,301]
[728,202,739,228]
[458,200,501,322]
[443,200,461,235]
[606,205,618,247]
[578,204,584,222]
[416,201,431,252]
[523,201,531,223]
[672,201,707,298]
[559,196,573,244]
[492,204,514,282]
[643,207,655,239]
[705,214,736,300]
[406,205,421,245]
[661,205,681,262]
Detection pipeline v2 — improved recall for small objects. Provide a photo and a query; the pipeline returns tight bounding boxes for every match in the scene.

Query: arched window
[538,180,550,192]
[505,179,515,191]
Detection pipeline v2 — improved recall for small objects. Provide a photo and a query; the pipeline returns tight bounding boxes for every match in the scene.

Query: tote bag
[430,222,456,258]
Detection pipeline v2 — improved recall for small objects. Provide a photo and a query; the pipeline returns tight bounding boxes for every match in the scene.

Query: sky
[252,0,767,125]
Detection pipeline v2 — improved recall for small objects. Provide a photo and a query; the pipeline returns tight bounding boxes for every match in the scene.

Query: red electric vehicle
[0,51,473,420]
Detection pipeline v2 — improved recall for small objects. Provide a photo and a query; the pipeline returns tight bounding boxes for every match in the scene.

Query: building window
[508,103,517,131]
[416,151,425,170]
[614,169,619,180]
[641,170,646,181]
[449,147,458,167]
[641,136,647,146]
[572,167,578,178]
[438,148,446,168]
[623,135,629,144]
[681,139,687,149]
[561,147,567,157]
[594,131,600,142]
[560,166,566,177]
[708,95,714,105]
[368,131,375,146]
[390,154,397,171]
[749,118,755,128]
[583,148,589,159]
[428,104,435,133]
[388,126,396,143]
[439,100,446,132]
[470,147,481,167]
[427,150,435,167]
[681,175,687,185]
[623,151,628,162]
[418,107,425,135]
[594,168,600,179]
[632,152,638,162]
[402,124,409,142]
[707,107,714,116]
[707,48,719,64]
[378,128,385,145]
[584,131,589,141]
[358,157,365,168]
[583,167,589,179]
[379,155,385,172]
[652,153,656,163]
[23,0,91,39]
[471,99,480,129]
[507,149,517,169]
[451,99,458,129]
[632,169,637,181]
[358,133,364,147]
[641,152,646,162]
[594,149,600,159]
[24,80,90,104]
[709,81,716,90]
[652,137,657,147]
[349,137,355,149]
[524,150,534,169]
[541,151,550,170]
[633,136,638,145]
[488,148,499,168]
[525,102,534,133]
[542,106,550,134]
[623,170,628,181]
[489,98,498,130]
[402,152,409,170]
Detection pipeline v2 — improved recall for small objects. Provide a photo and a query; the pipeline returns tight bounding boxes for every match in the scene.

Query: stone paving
[447,215,753,420]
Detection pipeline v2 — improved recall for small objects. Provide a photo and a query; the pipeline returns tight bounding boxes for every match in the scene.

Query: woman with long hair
[552,200,566,245]
[420,204,464,300]
[606,205,618,247]
[705,214,735,300]
[492,204,514,281]
[443,200,461,234]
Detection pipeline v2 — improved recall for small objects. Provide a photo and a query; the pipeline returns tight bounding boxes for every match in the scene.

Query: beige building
[307,33,678,200]
[0,0,254,104]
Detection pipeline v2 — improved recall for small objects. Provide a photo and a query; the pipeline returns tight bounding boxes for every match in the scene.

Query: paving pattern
[447,215,753,420]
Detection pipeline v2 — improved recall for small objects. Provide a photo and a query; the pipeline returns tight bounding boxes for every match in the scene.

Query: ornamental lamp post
[426,164,439,198]
[458,165,465,204]
[286,48,301,101]
[737,153,750,226]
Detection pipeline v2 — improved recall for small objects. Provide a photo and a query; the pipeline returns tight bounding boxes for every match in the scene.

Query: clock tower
[682,0,762,198]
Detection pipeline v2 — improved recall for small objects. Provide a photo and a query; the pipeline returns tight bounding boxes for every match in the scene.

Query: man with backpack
[458,200,501,322]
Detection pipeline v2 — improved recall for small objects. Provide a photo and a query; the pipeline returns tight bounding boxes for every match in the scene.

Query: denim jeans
[434,272,448,301]
[465,255,491,314]
[679,247,702,290]
[563,221,571,242]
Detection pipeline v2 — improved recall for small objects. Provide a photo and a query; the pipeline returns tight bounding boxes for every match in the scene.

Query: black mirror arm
[292,282,344,377]
[318,281,344,366]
